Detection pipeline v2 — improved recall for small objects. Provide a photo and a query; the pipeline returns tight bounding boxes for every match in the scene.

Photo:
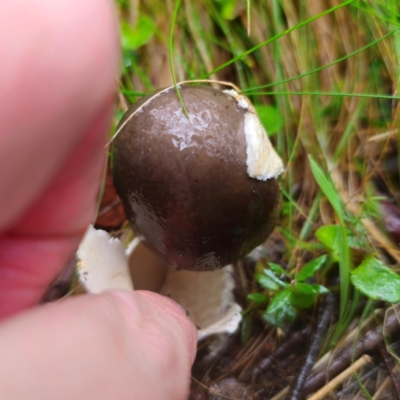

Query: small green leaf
[315,225,341,258]
[255,273,280,291]
[290,292,316,308]
[247,293,268,303]
[290,283,329,308]
[296,255,328,282]
[351,257,400,303]
[308,284,330,294]
[121,16,156,51]
[292,283,319,295]
[308,156,345,222]
[263,289,297,328]
[254,105,283,136]
[290,283,317,308]
[269,263,288,277]
[263,269,288,288]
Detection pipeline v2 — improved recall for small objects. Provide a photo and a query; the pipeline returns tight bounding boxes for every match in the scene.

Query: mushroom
[112,85,284,271]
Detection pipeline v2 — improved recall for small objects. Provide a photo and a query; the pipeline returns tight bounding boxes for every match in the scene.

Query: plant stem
[169,0,190,119]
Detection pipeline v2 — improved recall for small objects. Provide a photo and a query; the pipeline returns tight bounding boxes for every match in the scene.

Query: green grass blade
[169,0,190,119]
[203,0,355,78]
[393,4,400,188]
[246,0,250,35]
[337,224,351,319]
[241,27,400,93]
[308,156,345,223]
[243,91,400,100]
[309,156,351,320]
[120,89,147,96]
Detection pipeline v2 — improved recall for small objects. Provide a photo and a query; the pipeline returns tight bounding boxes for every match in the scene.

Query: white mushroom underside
[223,89,284,180]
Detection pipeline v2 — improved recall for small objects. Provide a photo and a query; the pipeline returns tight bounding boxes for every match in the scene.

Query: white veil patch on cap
[223,89,284,180]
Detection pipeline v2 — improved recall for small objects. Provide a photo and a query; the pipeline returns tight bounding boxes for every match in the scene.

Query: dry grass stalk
[307,355,372,400]
[373,365,399,400]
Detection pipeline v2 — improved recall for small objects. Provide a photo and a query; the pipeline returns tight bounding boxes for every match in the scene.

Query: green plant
[248,256,328,328]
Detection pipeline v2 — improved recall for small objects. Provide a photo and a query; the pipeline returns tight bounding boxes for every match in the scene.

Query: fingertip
[0,291,196,400]
[114,290,198,364]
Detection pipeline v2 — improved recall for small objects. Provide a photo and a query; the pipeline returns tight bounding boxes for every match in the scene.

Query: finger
[0,0,118,317]
[0,0,119,230]
[0,111,109,317]
[0,291,197,400]
[0,86,112,318]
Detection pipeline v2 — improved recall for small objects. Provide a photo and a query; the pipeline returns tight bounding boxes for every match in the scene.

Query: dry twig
[307,355,372,400]
[378,343,400,399]
[286,294,336,400]
[304,311,400,396]
[241,328,308,381]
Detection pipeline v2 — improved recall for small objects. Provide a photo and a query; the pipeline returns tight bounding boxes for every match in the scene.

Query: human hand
[0,1,197,399]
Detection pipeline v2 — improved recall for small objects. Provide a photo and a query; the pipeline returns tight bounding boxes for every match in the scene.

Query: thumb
[0,290,197,400]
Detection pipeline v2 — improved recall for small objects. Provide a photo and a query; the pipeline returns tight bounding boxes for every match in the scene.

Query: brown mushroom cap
[112,85,281,271]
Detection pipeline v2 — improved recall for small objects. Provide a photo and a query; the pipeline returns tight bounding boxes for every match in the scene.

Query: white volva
[159,265,242,341]
[77,225,134,293]
[223,89,284,180]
